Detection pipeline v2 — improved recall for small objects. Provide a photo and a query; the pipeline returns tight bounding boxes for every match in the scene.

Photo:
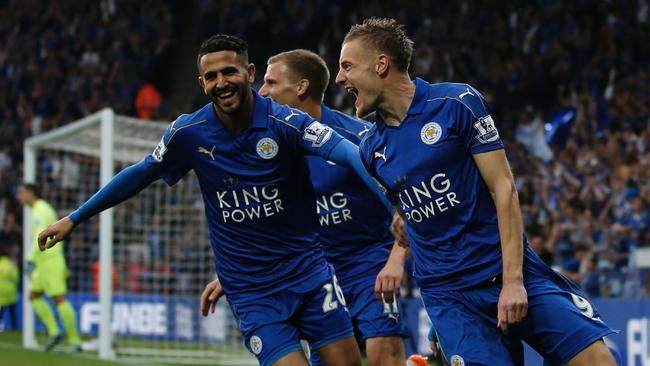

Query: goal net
[23,108,255,365]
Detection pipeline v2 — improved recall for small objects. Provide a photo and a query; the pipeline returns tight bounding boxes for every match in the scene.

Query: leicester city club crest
[450,355,465,366]
[256,137,278,159]
[250,335,263,355]
[420,122,442,145]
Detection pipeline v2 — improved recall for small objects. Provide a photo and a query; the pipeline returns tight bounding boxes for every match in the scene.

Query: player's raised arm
[37,158,163,251]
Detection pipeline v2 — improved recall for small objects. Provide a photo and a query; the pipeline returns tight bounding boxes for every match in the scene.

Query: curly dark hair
[197,34,249,72]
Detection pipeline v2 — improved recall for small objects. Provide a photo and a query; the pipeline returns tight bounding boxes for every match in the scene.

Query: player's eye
[221,67,238,76]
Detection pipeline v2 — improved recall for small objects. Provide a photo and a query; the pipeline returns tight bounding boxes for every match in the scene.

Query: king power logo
[316,192,351,226]
[398,173,461,223]
[216,184,284,223]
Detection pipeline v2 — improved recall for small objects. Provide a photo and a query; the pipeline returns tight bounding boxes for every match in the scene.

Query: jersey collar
[374,78,428,128]
[407,78,429,116]
[250,90,269,130]
[320,104,333,125]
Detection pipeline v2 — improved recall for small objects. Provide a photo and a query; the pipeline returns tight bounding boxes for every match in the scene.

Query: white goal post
[23,108,116,359]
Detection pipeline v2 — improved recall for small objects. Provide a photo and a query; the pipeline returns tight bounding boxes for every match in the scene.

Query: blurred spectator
[561,244,591,284]
[135,84,162,120]
[582,252,601,298]
[92,260,119,294]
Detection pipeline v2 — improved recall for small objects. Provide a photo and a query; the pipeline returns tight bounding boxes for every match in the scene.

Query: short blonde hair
[343,17,414,72]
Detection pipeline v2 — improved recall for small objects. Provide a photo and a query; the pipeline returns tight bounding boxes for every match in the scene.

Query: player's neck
[297,100,322,122]
[214,90,255,134]
[377,76,415,126]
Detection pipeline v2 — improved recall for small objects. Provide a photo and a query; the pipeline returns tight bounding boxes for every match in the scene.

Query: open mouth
[345,87,359,107]
[215,88,237,101]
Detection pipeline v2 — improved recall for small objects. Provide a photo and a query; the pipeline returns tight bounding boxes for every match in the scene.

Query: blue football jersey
[146,91,345,298]
[305,105,393,284]
[359,78,505,291]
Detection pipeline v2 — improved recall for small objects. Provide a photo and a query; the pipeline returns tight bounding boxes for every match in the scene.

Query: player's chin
[214,97,240,113]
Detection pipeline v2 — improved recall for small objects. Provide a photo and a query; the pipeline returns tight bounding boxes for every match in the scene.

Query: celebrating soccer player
[37,35,395,366]
[336,18,617,366]
[203,49,409,366]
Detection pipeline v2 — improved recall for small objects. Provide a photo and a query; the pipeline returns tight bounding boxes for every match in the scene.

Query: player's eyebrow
[203,66,239,79]
[220,66,239,75]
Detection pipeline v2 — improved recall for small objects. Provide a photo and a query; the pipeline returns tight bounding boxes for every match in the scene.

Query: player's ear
[247,63,256,84]
[198,76,206,94]
[296,79,310,98]
[376,54,389,77]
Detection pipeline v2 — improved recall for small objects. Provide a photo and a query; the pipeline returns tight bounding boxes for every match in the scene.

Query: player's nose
[259,83,269,97]
[215,74,227,89]
[335,68,346,86]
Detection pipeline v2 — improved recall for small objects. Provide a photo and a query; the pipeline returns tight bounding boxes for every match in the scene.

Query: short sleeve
[453,85,504,154]
[146,118,191,186]
[275,105,344,159]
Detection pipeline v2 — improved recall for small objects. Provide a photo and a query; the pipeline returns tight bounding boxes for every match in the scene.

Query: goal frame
[23,108,116,359]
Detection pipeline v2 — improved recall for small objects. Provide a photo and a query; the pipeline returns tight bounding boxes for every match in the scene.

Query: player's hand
[497,280,528,335]
[200,278,224,316]
[375,251,404,303]
[390,212,409,247]
[37,216,75,251]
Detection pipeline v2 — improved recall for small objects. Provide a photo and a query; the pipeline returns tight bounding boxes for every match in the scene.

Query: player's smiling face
[336,39,381,119]
[198,51,255,114]
[259,61,301,107]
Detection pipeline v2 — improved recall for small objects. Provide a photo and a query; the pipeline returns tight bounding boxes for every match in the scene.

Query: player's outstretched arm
[200,278,224,316]
[37,158,162,251]
[473,149,527,335]
[375,241,407,303]
[327,139,395,215]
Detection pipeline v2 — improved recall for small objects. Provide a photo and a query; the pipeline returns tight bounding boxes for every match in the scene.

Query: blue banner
[8,292,233,344]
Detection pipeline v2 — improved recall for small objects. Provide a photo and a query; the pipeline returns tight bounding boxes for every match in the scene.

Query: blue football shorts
[311,275,408,365]
[227,264,355,366]
[422,248,616,366]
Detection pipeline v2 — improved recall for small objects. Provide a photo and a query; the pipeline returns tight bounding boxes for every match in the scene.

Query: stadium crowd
[0,0,648,299]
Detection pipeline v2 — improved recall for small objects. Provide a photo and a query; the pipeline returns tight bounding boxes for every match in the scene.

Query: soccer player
[259,49,407,365]
[17,183,81,351]
[38,35,393,366]
[335,18,617,366]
